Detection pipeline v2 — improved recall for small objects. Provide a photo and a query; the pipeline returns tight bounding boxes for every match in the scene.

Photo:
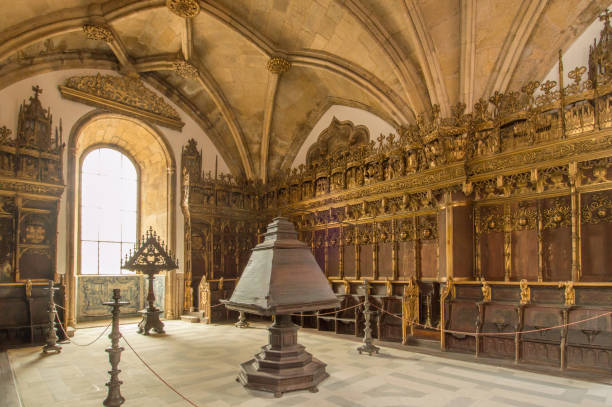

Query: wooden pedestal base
[137,308,165,335]
[237,314,329,397]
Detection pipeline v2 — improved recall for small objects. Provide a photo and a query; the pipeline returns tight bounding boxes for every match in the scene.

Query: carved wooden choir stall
[0,86,65,346]
[181,17,612,375]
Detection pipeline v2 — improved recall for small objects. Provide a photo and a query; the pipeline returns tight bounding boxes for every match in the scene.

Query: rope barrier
[122,335,200,407]
[54,312,111,347]
[290,301,365,317]
[370,303,612,337]
[209,302,226,308]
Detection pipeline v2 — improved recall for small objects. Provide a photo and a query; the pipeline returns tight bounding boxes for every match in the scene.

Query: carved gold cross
[32,85,43,98]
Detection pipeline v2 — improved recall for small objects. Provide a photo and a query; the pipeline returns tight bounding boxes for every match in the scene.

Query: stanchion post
[357,281,379,356]
[42,280,61,354]
[235,311,249,328]
[103,288,129,407]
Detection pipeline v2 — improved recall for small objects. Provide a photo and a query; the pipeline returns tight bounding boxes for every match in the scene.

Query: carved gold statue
[481,278,491,302]
[519,279,530,305]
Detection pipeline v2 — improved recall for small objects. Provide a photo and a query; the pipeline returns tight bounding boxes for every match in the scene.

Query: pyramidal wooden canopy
[222,217,340,397]
[223,217,339,316]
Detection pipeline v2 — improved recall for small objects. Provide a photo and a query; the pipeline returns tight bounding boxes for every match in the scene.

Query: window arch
[79,147,138,275]
[67,112,177,324]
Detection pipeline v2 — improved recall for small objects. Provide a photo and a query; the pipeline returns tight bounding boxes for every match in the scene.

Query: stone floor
[6,320,612,407]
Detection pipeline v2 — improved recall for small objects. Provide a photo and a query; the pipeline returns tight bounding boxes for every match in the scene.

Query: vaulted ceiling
[0,0,607,179]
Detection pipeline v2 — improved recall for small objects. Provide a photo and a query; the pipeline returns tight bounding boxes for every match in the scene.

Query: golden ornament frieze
[59,73,184,130]
[167,0,200,18]
[0,178,64,197]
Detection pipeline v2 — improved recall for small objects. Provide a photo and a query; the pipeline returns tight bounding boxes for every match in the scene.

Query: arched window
[80,148,138,275]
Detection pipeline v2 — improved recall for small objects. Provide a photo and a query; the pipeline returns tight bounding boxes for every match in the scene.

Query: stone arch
[65,110,177,324]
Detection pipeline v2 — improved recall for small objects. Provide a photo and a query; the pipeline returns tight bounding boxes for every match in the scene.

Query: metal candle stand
[357,282,379,356]
[122,227,178,335]
[103,288,129,407]
[42,280,61,354]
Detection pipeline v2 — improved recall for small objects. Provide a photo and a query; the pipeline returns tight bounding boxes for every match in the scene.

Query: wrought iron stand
[103,288,129,407]
[42,280,61,354]
[122,227,178,335]
[357,282,379,356]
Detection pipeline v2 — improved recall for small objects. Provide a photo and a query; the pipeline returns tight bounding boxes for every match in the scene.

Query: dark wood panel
[398,241,415,279]
[511,230,538,281]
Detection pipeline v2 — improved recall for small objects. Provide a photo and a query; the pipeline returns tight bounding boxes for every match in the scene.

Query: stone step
[180,315,200,323]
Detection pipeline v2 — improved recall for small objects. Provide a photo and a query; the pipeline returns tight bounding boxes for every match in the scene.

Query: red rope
[290,301,365,317]
[122,335,200,407]
[55,312,111,347]
[371,303,612,336]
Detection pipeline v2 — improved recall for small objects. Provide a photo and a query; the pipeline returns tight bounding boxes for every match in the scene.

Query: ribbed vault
[0,0,608,180]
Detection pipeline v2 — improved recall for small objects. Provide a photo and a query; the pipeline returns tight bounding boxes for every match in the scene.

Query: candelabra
[357,281,379,356]
[103,289,129,407]
[42,280,61,354]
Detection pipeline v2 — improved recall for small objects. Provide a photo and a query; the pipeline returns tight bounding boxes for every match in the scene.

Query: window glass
[80,148,137,275]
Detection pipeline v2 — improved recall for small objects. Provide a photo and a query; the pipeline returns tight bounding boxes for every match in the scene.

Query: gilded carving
[59,74,184,130]
[441,277,455,301]
[519,279,530,305]
[82,24,114,42]
[0,126,11,143]
[266,57,291,75]
[402,278,419,342]
[558,281,575,306]
[481,278,491,302]
[512,202,537,231]
[479,206,504,233]
[579,157,611,184]
[543,198,572,229]
[173,60,199,79]
[166,0,200,18]
[581,193,612,224]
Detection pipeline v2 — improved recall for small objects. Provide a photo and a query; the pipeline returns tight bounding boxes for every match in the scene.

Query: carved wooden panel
[398,241,415,280]
[377,221,393,278]
[397,218,415,280]
[314,229,325,271]
[580,191,612,281]
[19,248,51,280]
[452,204,474,279]
[510,200,538,281]
[419,215,437,279]
[522,342,560,366]
[478,205,505,281]
[0,216,14,282]
[327,227,340,277]
[522,307,562,343]
[343,226,356,278]
[542,196,572,281]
